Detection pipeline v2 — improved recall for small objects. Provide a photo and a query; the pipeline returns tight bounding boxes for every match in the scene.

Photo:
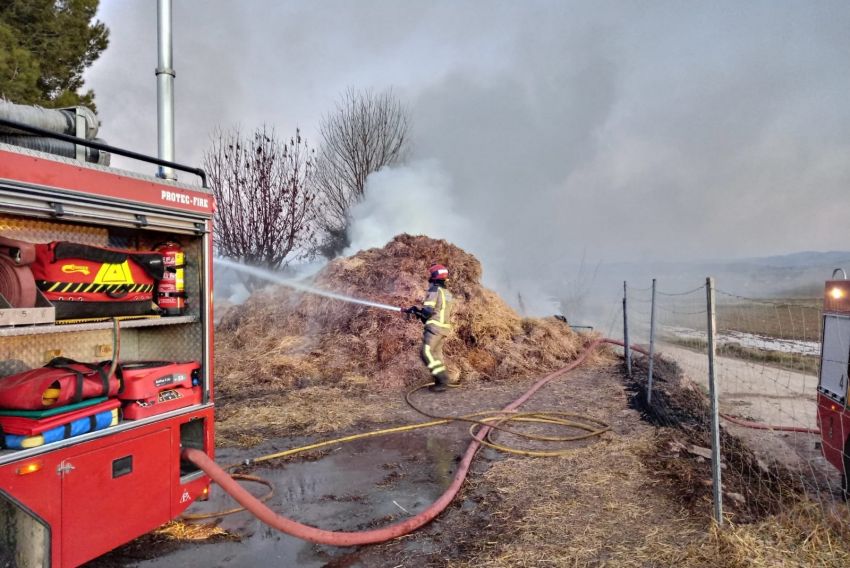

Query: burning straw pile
[214,235,584,442]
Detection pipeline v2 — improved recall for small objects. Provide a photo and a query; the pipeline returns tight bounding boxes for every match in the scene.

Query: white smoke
[345,161,469,254]
[346,161,560,316]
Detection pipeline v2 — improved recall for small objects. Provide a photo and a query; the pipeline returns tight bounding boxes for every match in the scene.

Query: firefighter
[404,264,458,392]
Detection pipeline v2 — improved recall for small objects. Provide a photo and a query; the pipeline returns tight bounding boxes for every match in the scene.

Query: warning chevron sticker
[94,261,136,285]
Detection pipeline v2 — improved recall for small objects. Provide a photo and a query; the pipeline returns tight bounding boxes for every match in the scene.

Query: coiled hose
[0,256,35,308]
[182,337,638,546]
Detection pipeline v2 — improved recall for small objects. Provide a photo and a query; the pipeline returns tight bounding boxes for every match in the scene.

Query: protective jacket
[421,282,453,336]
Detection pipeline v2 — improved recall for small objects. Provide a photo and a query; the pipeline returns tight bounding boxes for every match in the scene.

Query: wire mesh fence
[622,277,845,527]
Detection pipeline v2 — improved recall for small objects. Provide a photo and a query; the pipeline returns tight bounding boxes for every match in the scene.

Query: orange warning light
[824,281,850,313]
[16,460,43,476]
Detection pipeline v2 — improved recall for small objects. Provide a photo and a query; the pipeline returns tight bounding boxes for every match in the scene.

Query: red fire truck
[817,273,850,497]
[0,118,215,567]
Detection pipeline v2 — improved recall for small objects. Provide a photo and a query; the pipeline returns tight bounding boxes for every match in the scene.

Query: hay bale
[215,235,586,431]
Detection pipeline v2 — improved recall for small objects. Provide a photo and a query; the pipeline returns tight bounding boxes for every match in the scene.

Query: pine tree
[0,0,109,110]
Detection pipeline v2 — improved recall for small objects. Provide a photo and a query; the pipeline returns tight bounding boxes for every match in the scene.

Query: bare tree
[204,126,316,271]
[313,87,410,256]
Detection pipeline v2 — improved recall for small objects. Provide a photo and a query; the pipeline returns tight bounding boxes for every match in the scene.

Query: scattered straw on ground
[447,433,705,567]
[215,387,392,447]
[154,520,237,542]
[621,354,850,567]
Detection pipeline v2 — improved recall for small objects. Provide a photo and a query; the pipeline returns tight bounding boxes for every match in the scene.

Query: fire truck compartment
[60,429,172,567]
[0,190,211,466]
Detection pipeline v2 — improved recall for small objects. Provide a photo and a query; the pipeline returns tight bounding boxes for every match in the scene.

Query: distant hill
[557,250,850,325]
[729,251,850,270]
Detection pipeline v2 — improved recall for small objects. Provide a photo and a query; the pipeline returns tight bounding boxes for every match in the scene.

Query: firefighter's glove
[404,306,428,323]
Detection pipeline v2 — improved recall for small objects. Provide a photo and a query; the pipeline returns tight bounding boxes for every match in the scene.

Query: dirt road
[659,343,819,429]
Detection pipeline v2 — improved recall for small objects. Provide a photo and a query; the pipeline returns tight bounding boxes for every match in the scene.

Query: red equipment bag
[122,386,202,420]
[29,241,165,320]
[0,358,120,410]
[0,398,121,436]
[116,361,200,401]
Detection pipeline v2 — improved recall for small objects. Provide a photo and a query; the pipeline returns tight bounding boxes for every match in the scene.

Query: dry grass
[448,433,706,567]
[679,502,850,568]
[628,355,807,522]
[445,412,850,568]
[620,354,850,567]
[716,299,822,342]
[667,336,819,375]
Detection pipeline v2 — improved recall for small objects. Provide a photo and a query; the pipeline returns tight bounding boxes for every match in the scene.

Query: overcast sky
[86,1,850,273]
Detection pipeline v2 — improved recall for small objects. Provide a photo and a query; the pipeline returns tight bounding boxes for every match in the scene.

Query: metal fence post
[647,278,657,404]
[623,281,632,377]
[706,276,723,526]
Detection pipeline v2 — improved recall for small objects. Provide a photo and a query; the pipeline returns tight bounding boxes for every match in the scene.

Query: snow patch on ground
[663,326,820,356]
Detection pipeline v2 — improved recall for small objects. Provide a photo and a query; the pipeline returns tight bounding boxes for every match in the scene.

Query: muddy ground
[85,356,830,567]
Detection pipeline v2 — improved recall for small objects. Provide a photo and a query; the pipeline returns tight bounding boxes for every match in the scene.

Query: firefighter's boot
[429,372,449,393]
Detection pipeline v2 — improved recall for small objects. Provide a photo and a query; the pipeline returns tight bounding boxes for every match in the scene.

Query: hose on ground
[403,383,611,457]
[182,337,628,545]
[719,412,820,434]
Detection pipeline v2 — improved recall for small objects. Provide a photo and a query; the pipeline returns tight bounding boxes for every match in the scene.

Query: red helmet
[429,264,449,281]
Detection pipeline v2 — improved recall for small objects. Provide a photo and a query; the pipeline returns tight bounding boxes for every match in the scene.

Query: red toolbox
[122,386,202,420]
[116,361,200,401]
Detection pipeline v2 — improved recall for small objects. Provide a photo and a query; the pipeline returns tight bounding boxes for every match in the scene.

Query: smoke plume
[86,1,850,319]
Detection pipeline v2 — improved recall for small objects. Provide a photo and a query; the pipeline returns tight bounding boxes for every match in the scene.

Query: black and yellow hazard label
[36,280,154,294]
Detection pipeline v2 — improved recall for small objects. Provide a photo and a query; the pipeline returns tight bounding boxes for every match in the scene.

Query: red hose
[0,256,36,308]
[719,413,819,434]
[183,337,625,546]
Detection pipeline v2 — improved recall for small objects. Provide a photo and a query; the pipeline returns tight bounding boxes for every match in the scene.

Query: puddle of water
[136,431,462,567]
